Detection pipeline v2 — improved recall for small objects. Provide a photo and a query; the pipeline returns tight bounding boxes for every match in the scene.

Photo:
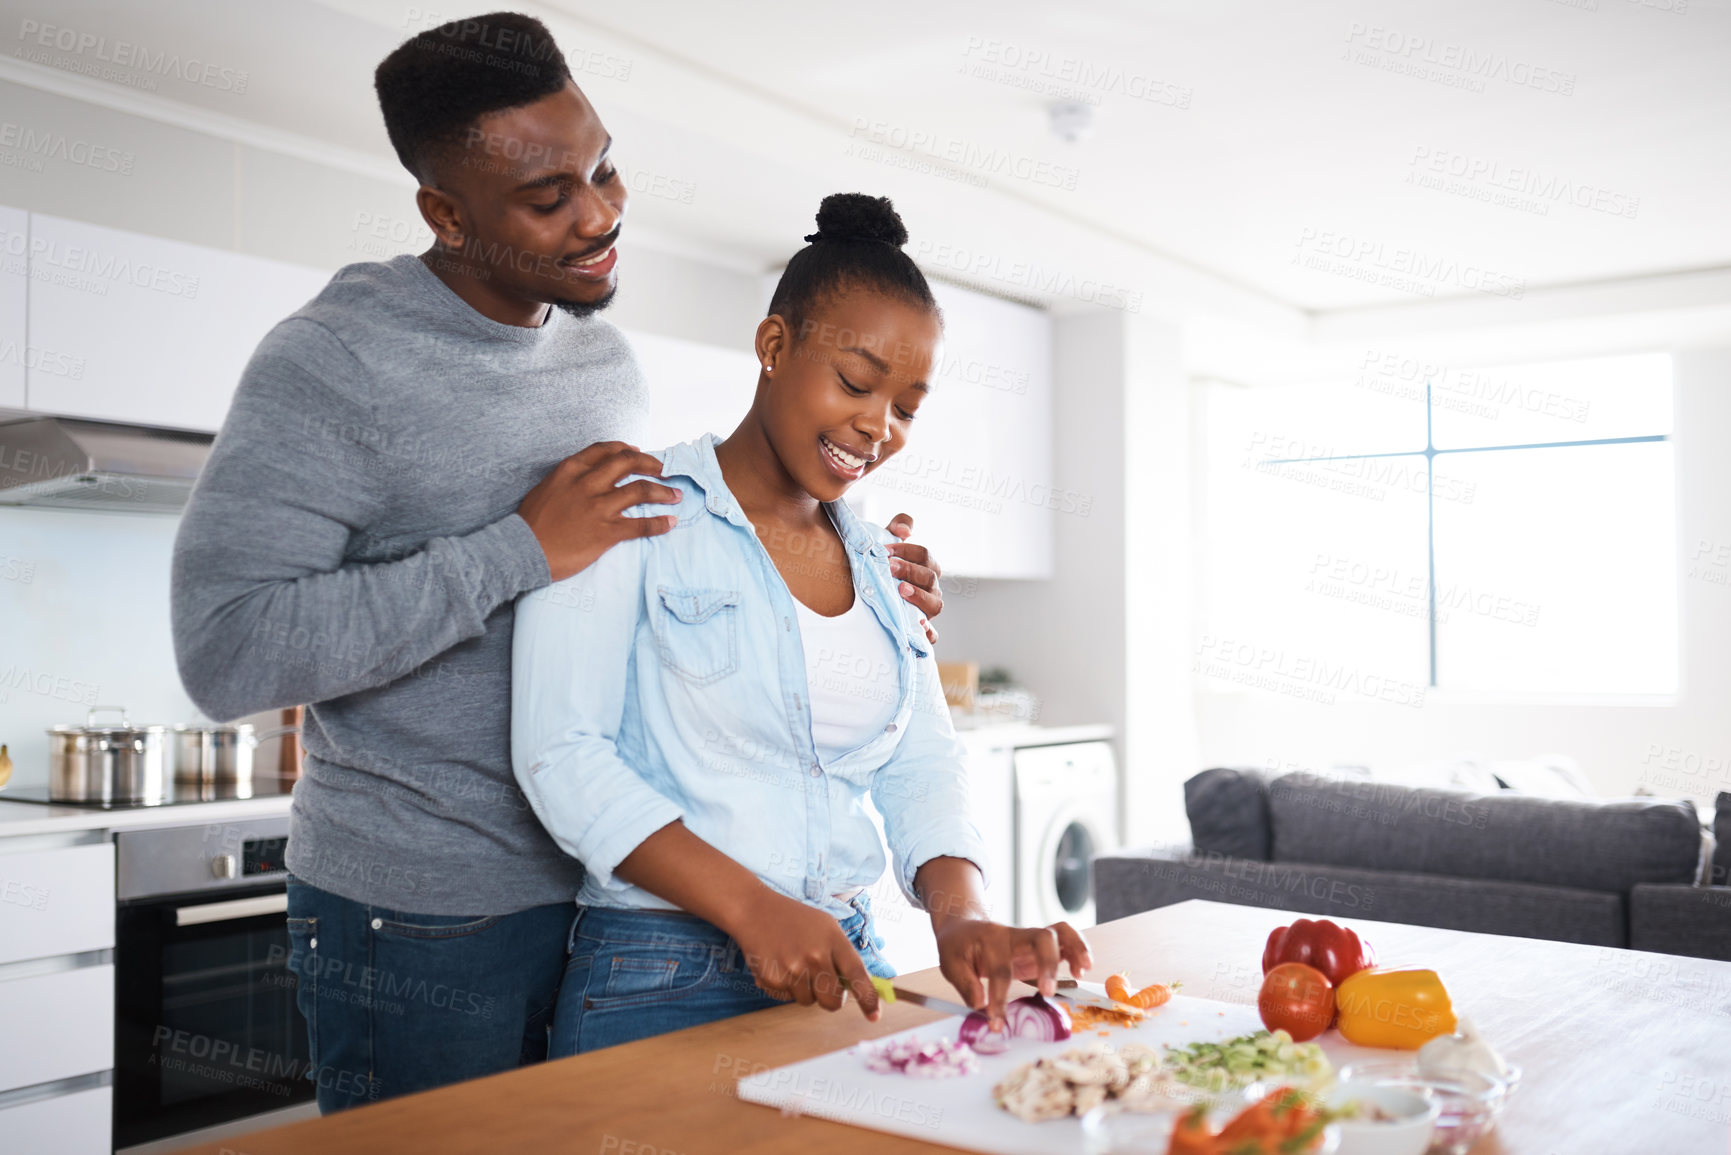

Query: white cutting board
[737,994,1391,1155]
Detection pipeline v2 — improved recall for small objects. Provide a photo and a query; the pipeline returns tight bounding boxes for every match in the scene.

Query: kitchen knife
[891,984,1117,1018]
[888,986,979,1018]
[1056,978,1144,1014]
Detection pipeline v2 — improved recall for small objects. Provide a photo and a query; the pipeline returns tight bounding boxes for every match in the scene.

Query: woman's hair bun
[769,189,935,332]
[805,192,909,248]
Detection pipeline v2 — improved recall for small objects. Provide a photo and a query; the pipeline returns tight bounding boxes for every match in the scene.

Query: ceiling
[3,0,1727,352]
[553,0,1731,311]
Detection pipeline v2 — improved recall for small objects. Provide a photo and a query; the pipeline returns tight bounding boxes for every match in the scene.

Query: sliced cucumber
[1164,1029,1331,1089]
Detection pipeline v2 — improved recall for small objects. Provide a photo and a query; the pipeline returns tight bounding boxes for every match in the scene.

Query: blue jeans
[283,877,574,1113]
[550,894,894,1057]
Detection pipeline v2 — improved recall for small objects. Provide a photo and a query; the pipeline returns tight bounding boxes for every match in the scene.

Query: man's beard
[552,283,618,319]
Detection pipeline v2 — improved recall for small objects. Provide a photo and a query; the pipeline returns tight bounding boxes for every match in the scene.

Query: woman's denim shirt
[512,434,987,919]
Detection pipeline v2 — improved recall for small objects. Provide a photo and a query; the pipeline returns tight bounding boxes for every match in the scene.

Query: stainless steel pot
[48,706,168,804]
[171,722,298,793]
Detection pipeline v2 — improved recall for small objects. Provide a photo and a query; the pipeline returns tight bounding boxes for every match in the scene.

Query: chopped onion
[959,995,1073,1052]
[859,1034,978,1077]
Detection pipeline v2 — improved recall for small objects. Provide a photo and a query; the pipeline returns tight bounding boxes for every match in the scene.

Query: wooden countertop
[184,899,1731,1155]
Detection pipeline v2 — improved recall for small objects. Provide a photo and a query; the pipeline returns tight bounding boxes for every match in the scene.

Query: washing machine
[1013,741,1119,928]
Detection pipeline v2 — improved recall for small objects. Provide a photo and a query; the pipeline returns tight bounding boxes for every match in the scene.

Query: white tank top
[795,593,900,763]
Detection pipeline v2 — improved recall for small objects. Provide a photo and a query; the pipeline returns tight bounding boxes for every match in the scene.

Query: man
[171,13,944,1113]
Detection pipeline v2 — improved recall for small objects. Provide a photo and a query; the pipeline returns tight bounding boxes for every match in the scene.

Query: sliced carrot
[1217,1097,1279,1142]
[1167,1089,1326,1155]
[1104,972,1137,1006]
[1166,1107,1216,1155]
[1129,981,1174,1009]
[1216,1088,1323,1148]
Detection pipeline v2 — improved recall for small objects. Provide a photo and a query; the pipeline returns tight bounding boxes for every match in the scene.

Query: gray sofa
[1094,770,1731,961]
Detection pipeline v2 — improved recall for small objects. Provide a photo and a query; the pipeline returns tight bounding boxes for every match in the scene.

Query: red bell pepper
[1261,918,1376,988]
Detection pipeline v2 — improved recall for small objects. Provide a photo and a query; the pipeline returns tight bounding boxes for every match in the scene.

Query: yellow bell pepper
[1334,967,1457,1049]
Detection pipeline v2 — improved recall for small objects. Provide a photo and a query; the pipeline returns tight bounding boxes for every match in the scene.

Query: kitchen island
[178,898,1731,1155]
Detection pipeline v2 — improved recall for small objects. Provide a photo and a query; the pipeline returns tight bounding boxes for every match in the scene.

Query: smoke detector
[1047,101,1094,143]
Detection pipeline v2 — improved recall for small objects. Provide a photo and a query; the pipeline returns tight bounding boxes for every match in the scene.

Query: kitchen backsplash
[0,505,203,789]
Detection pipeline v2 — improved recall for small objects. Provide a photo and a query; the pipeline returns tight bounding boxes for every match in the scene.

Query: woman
[512,193,1091,1056]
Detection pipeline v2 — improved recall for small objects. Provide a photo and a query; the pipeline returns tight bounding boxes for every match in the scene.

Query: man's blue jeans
[284,876,574,1112]
[550,894,895,1057]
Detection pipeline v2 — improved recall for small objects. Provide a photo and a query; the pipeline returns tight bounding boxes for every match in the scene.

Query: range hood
[0,417,212,513]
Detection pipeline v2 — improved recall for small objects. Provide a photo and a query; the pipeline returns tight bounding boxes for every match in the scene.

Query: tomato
[1257,962,1334,1042]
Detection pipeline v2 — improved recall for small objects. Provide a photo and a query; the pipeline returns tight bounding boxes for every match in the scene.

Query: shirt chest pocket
[652,586,742,685]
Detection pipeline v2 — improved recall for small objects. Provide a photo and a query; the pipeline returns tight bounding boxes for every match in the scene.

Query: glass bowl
[1336,1059,1517,1155]
[1324,1079,1440,1155]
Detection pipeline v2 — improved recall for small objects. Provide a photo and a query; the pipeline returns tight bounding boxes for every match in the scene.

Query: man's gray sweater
[172,254,648,914]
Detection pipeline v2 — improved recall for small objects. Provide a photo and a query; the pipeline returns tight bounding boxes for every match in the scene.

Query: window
[1199,353,1675,698]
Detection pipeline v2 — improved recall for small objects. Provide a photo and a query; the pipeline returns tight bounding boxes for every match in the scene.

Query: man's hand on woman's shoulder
[885,512,943,645]
[519,441,684,581]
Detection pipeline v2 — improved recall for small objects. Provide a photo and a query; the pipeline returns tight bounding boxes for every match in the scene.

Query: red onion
[1009,994,1073,1041]
[959,1014,1011,1054]
[959,994,1073,1052]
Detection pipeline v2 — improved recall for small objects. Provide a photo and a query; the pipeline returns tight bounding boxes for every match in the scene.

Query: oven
[113,817,312,1149]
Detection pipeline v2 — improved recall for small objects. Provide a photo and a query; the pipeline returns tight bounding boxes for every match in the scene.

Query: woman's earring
[764,364,772,374]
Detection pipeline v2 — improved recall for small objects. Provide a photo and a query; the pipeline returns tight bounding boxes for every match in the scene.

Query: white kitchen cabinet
[0,1085,111,1155]
[0,205,24,409]
[25,212,329,432]
[0,965,114,1092]
[624,327,760,449]
[637,278,1054,578]
[0,842,114,965]
[844,281,1054,578]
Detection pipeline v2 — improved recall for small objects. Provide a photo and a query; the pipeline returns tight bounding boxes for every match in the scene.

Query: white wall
[1190,347,1731,813]
[1122,316,1201,846]
[0,508,195,789]
[0,77,762,789]
[927,310,1198,848]
[931,311,1125,723]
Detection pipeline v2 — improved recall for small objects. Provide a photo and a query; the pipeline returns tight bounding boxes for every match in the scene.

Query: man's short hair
[374,12,572,183]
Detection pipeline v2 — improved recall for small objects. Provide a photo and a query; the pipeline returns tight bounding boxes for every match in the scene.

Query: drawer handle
[175,893,288,926]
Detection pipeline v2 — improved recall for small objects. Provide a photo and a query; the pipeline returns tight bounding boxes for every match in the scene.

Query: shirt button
[863,587,876,600]
[309,937,318,950]
[371,918,383,930]
[885,723,897,733]
[809,766,821,777]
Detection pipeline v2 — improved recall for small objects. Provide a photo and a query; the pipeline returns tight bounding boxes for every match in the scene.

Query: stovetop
[1,775,297,809]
